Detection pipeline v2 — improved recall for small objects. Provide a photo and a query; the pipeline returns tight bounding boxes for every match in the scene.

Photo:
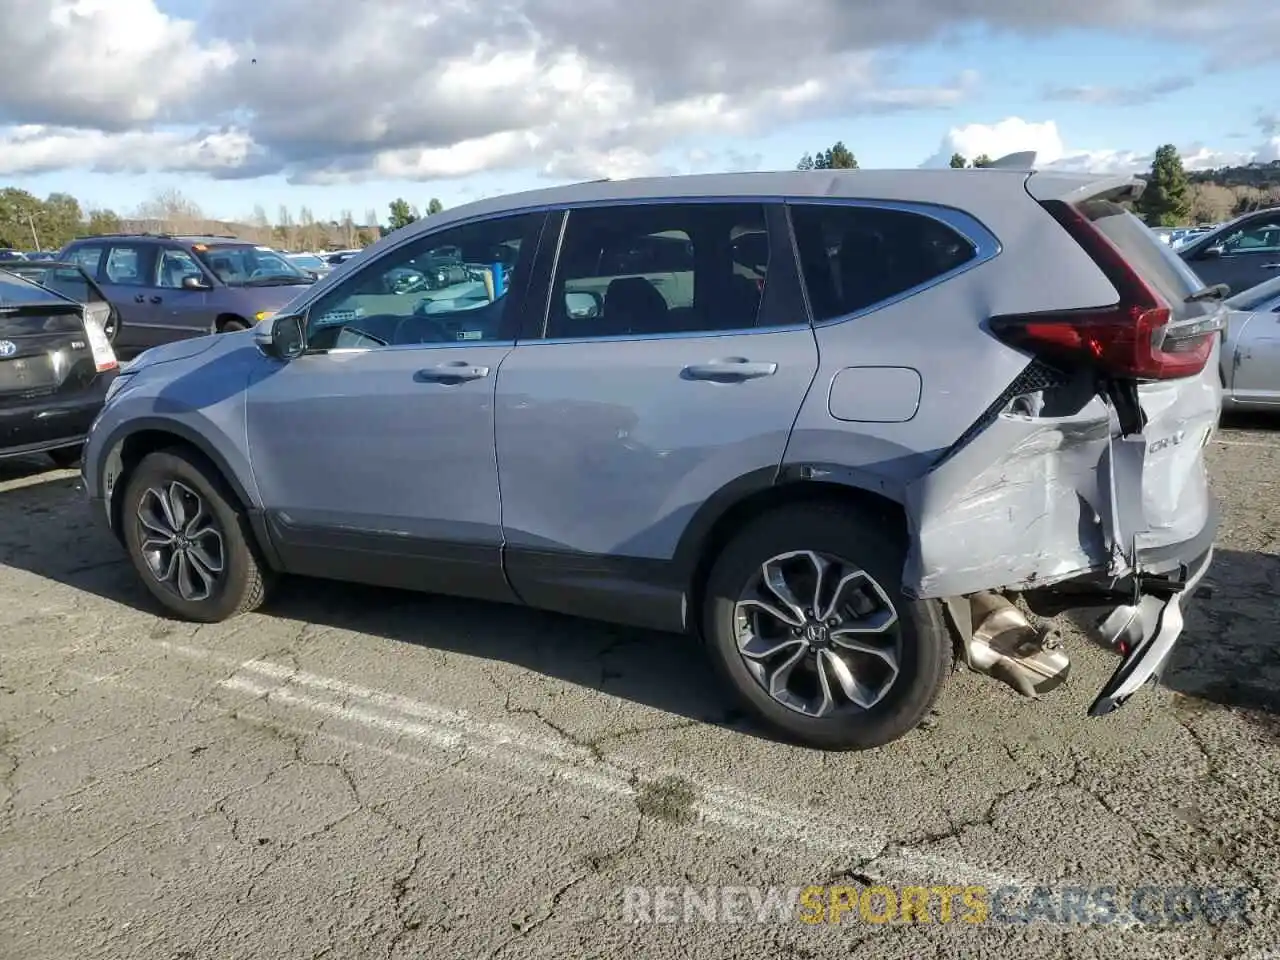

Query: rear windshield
[4,265,99,304]
[0,270,70,305]
[1225,274,1280,312]
[1074,199,1209,314]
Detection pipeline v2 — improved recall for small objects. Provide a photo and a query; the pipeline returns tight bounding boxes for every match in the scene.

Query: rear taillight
[989,201,1220,380]
[82,314,118,373]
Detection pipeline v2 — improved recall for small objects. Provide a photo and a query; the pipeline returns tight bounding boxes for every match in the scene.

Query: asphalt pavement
[0,417,1277,959]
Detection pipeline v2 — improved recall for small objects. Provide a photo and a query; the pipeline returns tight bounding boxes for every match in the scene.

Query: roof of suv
[67,234,252,246]
[381,168,1142,248]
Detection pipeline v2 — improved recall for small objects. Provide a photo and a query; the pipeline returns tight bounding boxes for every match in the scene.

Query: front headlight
[104,372,135,404]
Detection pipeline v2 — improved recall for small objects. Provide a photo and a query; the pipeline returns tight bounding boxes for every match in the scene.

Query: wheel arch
[100,419,268,555]
[215,312,250,332]
[676,464,907,634]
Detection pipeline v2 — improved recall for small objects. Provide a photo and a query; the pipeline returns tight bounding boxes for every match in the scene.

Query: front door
[244,210,549,603]
[494,201,820,631]
[1186,216,1280,295]
[1232,308,1280,405]
[152,247,215,340]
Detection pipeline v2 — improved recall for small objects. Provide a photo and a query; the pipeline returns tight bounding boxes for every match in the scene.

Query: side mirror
[565,290,602,320]
[1200,245,1225,259]
[254,313,306,360]
[181,275,212,290]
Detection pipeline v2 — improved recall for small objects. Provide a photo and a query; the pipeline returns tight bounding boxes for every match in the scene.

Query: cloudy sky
[2,0,1279,221]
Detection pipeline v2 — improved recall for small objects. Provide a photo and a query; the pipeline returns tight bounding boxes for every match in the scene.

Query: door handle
[682,358,778,381]
[149,296,163,304]
[414,361,490,383]
[134,294,145,303]
[1262,263,1280,270]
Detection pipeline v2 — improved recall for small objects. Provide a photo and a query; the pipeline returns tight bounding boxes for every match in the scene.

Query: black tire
[48,445,83,469]
[219,319,249,333]
[701,502,950,751]
[120,447,270,622]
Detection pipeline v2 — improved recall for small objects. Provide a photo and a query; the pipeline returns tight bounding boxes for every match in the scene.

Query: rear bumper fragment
[1088,544,1214,717]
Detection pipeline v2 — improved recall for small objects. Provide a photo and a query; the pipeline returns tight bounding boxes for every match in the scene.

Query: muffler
[951,592,1071,698]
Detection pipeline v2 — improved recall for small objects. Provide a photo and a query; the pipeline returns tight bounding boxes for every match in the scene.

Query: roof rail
[72,231,175,240]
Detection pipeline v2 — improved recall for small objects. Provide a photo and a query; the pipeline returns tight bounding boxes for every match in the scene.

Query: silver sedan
[1222,274,1280,410]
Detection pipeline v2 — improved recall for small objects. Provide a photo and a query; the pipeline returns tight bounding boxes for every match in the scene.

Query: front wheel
[219,319,249,333]
[120,448,270,622]
[701,502,950,751]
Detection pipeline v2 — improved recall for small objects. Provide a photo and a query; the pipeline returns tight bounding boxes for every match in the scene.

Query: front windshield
[194,244,313,286]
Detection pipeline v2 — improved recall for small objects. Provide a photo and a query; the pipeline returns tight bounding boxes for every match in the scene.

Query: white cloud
[0,0,1276,183]
[923,117,1280,175]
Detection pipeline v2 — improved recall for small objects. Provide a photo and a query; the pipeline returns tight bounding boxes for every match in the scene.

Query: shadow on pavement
[1,466,1275,738]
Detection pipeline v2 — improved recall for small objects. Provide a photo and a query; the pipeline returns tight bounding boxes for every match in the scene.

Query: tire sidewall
[121,449,255,622]
[702,504,949,751]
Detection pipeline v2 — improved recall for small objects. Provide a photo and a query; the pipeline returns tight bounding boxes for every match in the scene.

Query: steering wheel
[392,314,454,345]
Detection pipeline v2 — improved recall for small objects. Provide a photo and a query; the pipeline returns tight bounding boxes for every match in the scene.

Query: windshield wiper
[1185,283,1229,303]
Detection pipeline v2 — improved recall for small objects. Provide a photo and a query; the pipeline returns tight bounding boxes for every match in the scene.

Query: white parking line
[155,640,1027,888]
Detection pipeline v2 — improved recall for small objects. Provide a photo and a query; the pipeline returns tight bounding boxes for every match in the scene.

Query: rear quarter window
[789,203,977,323]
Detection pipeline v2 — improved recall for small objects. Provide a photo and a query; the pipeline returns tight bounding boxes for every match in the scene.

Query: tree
[797,142,858,170]
[86,209,121,236]
[1136,144,1192,227]
[274,205,296,249]
[135,188,203,233]
[972,154,994,168]
[387,198,417,231]
[425,198,444,216]
[364,209,382,244]
[949,153,968,169]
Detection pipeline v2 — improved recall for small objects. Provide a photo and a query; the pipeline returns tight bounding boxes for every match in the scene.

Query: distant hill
[1187,160,1280,189]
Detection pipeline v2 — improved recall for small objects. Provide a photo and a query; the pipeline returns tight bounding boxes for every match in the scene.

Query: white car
[1221,274,1280,410]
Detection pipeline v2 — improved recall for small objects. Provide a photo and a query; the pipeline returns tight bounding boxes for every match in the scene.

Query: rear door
[97,242,164,352]
[493,201,819,631]
[1230,291,1280,405]
[1075,199,1224,561]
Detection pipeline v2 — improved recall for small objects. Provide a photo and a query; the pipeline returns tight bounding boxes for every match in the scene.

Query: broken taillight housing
[989,201,1222,381]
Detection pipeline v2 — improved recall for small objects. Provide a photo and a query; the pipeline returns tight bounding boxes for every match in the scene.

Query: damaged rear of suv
[899,171,1223,723]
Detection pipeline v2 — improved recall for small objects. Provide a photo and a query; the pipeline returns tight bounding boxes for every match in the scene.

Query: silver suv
[81,167,1225,750]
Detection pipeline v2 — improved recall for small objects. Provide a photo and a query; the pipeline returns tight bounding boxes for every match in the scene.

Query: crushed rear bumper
[1087,543,1214,716]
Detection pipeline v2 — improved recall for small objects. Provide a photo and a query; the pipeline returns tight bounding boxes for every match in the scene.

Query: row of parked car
[0,166,1277,751]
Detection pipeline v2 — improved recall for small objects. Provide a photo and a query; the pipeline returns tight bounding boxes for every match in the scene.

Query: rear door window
[788,203,978,322]
[104,244,154,286]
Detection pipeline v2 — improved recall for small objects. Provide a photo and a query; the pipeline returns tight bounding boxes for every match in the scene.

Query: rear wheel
[701,502,950,750]
[121,448,270,622]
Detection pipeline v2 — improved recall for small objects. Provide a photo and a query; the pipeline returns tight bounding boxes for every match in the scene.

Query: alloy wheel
[734,550,901,718]
[136,480,226,602]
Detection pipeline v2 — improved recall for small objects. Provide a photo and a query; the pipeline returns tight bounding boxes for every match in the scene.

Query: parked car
[81,167,1224,750]
[287,253,332,278]
[58,234,317,356]
[0,259,121,342]
[1179,207,1280,294]
[324,249,362,267]
[22,250,60,261]
[0,268,119,468]
[1219,274,1280,409]
[0,248,25,261]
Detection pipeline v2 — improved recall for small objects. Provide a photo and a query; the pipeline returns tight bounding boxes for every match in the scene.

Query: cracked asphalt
[0,417,1278,959]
